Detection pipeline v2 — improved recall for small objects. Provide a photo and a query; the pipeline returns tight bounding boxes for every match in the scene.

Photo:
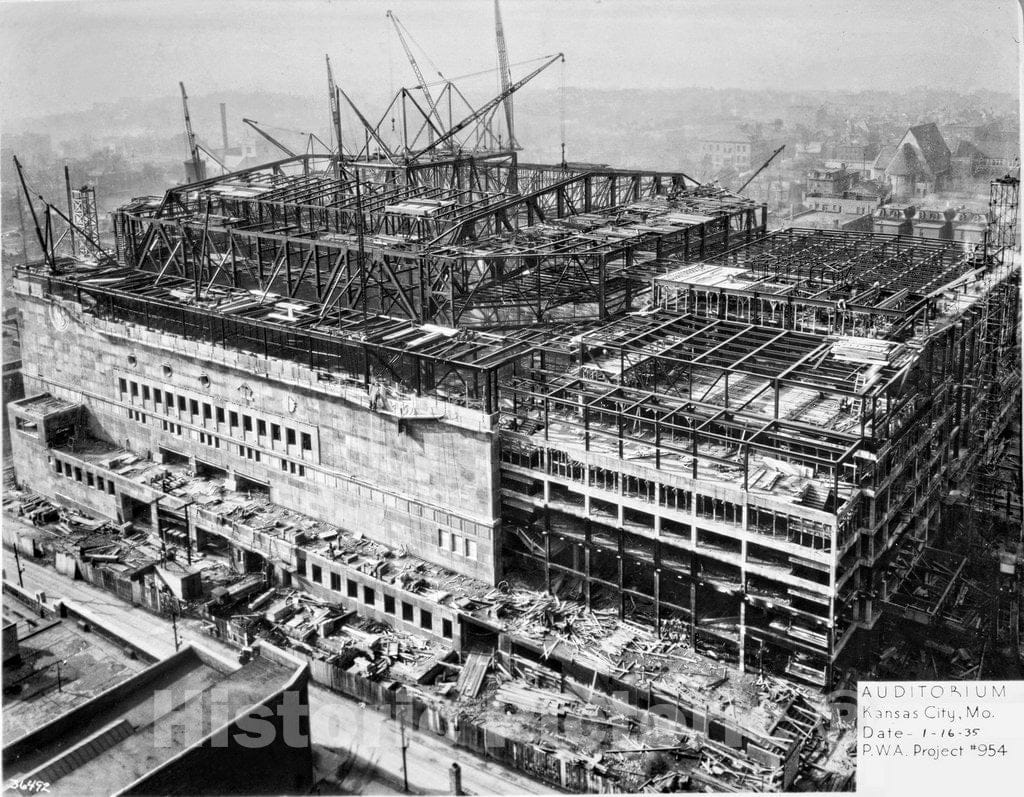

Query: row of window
[301,560,453,638]
[52,457,116,495]
[128,405,309,477]
[437,529,478,560]
[117,378,315,454]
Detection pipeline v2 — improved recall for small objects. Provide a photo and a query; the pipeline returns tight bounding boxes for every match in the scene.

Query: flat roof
[2,593,149,742]
[5,646,298,795]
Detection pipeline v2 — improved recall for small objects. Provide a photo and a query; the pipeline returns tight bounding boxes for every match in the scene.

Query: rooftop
[4,645,299,795]
[1,590,151,742]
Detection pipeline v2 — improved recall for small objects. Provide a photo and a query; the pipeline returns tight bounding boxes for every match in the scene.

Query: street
[1,520,555,796]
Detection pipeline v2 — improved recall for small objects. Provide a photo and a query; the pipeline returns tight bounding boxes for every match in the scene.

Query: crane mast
[179,82,206,182]
[493,0,516,149]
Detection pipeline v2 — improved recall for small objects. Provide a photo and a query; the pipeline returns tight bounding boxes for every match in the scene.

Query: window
[216,407,225,424]
[130,381,139,398]
[142,385,151,402]
[189,399,199,417]
[86,471,95,487]
[229,411,239,429]
[165,390,174,411]
[286,428,297,446]
[464,538,477,560]
[178,395,187,412]
[74,467,83,482]
[280,459,289,472]
[271,423,281,442]
[437,529,449,549]
[154,390,162,406]
[311,564,322,584]
[442,619,453,639]
[257,419,267,437]
[63,462,72,477]
[96,476,105,492]
[401,601,414,622]
[118,377,127,396]
[383,594,396,614]
[363,586,375,606]
[347,579,358,598]
[301,432,312,452]
[53,458,63,474]
[243,415,253,433]
[107,481,116,495]
[296,558,306,577]
[419,610,433,631]
[203,403,212,421]
[330,572,341,591]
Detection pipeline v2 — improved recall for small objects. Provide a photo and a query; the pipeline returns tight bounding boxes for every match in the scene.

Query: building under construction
[4,12,1022,791]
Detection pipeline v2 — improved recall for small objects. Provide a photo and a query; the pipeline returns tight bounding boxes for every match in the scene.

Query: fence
[258,640,627,793]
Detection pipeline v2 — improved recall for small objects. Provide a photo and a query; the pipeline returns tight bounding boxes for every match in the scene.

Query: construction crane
[336,90,397,163]
[493,0,517,149]
[180,82,206,182]
[195,143,228,174]
[386,10,445,147]
[326,55,345,178]
[242,118,297,158]
[736,144,785,195]
[409,53,562,162]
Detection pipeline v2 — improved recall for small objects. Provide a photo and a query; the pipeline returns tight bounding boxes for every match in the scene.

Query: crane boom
[493,0,516,148]
[736,144,785,194]
[336,90,397,162]
[386,11,445,146]
[242,118,297,157]
[180,82,206,182]
[409,53,562,161]
[326,55,345,177]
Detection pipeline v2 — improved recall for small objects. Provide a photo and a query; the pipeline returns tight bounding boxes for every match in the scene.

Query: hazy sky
[1,0,1020,121]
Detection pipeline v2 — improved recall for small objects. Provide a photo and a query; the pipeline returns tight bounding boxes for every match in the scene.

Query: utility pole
[399,709,409,792]
[170,598,181,652]
[12,542,24,588]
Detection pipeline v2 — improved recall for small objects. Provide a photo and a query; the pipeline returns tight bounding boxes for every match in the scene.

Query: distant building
[803,166,890,218]
[873,203,988,244]
[805,166,854,197]
[787,209,873,233]
[823,142,880,173]
[698,126,753,172]
[875,123,952,200]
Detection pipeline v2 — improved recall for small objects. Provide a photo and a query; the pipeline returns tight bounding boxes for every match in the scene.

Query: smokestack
[220,102,229,151]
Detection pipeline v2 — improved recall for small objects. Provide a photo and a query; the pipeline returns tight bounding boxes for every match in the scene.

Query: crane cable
[414,55,554,90]
[559,56,567,168]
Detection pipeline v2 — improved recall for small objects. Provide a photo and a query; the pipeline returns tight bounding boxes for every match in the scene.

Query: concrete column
[449,763,462,796]
[738,599,746,673]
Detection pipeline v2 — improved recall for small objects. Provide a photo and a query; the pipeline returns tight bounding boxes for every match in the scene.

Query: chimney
[220,102,229,151]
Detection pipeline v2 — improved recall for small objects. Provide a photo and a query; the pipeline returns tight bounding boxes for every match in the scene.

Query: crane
[326,55,345,177]
[736,144,785,195]
[409,53,562,162]
[180,82,206,182]
[336,90,397,163]
[493,0,517,149]
[242,118,297,158]
[386,10,445,148]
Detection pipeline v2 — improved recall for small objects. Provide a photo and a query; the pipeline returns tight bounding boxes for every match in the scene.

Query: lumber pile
[456,652,491,698]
